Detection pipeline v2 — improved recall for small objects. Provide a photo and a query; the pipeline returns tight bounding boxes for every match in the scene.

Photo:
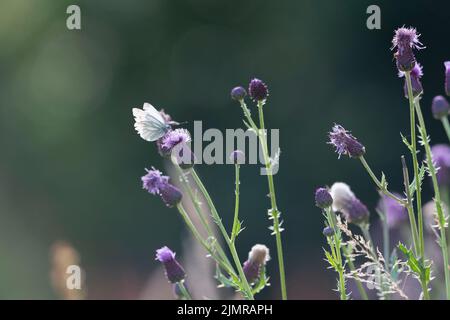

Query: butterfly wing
[133,103,169,141]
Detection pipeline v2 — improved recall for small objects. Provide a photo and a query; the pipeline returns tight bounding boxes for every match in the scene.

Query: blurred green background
[1,0,450,299]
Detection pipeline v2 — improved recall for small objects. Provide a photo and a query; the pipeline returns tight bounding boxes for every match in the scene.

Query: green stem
[327,209,347,300]
[405,72,425,260]
[441,117,450,142]
[174,165,237,278]
[190,169,254,300]
[176,204,235,277]
[343,246,369,300]
[231,164,240,243]
[177,281,192,300]
[359,156,406,205]
[257,101,288,300]
[413,98,450,300]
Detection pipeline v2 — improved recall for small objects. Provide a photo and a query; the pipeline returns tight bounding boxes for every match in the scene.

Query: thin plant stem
[343,245,369,300]
[413,98,450,299]
[177,282,192,300]
[404,72,425,260]
[190,169,255,300]
[174,165,237,278]
[401,155,421,256]
[256,101,288,300]
[176,203,235,278]
[327,209,347,300]
[231,164,240,243]
[359,156,406,205]
[441,117,450,142]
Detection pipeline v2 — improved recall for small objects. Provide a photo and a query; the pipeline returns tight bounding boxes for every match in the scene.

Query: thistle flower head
[142,168,183,207]
[445,61,450,96]
[159,183,183,207]
[248,78,269,101]
[431,144,450,186]
[392,27,423,52]
[157,129,191,157]
[431,95,450,120]
[315,187,333,209]
[399,63,424,98]
[328,124,365,159]
[155,246,186,283]
[322,226,335,237]
[230,86,247,101]
[392,27,423,72]
[377,194,407,229]
[243,244,270,284]
[141,168,169,195]
[229,150,245,164]
[330,182,369,225]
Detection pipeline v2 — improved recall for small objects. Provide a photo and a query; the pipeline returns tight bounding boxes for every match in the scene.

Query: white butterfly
[132,103,171,141]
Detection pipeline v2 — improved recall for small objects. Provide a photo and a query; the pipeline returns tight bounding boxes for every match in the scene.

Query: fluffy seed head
[243,244,270,284]
[328,124,365,159]
[329,182,369,225]
[432,95,450,119]
[248,78,269,101]
[329,182,355,213]
[315,187,333,209]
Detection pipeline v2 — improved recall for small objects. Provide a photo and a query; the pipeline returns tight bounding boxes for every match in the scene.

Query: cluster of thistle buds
[317,26,450,300]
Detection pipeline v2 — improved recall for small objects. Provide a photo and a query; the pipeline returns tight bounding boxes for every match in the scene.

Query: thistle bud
[230,86,247,101]
[248,78,269,101]
[159,183,183,207]
[155,246,186,283]
[229,150,245,164]
[431,95,450,120]
[322,226,335,237]
[315,187,333,209]
[242,244,270,284]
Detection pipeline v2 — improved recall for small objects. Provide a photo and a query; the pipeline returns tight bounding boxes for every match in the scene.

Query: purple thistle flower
[141,168,169,195]
[330,182,370,225]
[431,95,450,120]
[159,182,183,207]
[141,168,183,207]
[377,194,408,229]
[157,129,191,157]
[399,62,423,98]
[431,144,450,187]
[156,246,186,283]
[315,187,333,209]
[248,78,269,101]
[328,124,365,159]
[322,226,335,237]
[242,244,270,284]
[445,61,450,97]
[230,86,247,101]
[229,150,246,164]
[392,27,423,72]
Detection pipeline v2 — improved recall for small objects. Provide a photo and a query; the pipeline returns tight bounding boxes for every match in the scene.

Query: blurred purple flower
[445,61,450,97]
[377,194,407,229]
[431,95,450,120]
[430,144,450,186]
